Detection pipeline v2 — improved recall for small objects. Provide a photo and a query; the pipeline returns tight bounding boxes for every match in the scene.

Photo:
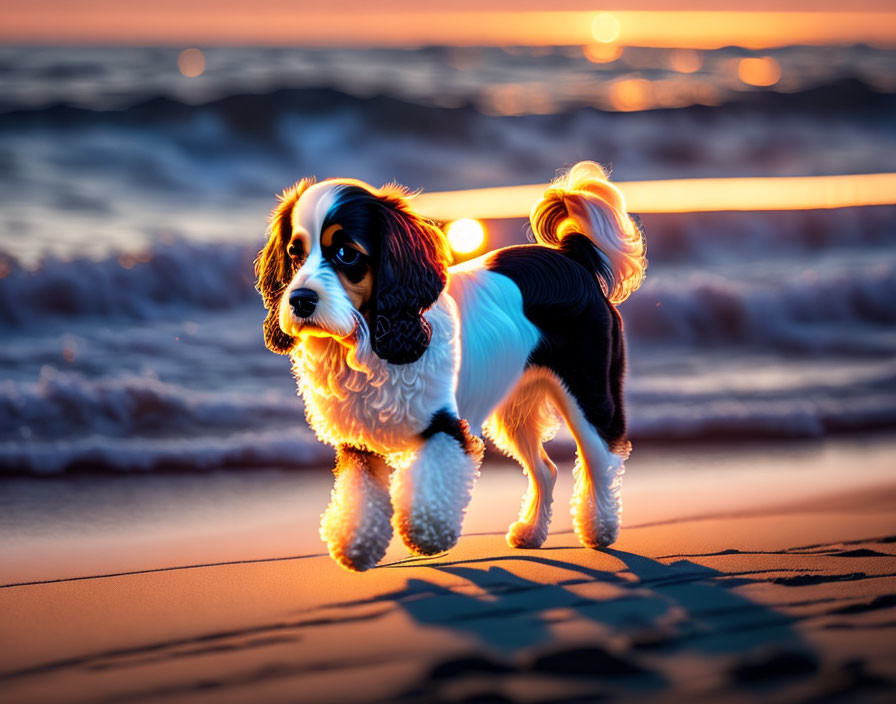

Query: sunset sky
[3,1,896,47]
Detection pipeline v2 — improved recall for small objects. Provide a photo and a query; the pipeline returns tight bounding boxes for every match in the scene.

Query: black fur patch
[324,184,447,365]
[486,245,628,453]
[421,408,482,457]
[322,186,382,261]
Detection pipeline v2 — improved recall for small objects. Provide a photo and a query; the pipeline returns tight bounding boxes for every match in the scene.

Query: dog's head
[255,178,451,365]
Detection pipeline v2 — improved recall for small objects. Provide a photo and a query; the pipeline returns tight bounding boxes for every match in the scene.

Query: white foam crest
[623,260,896,350]
[0,369,303,442]
[0,241,258,326]
[0,429,332,475]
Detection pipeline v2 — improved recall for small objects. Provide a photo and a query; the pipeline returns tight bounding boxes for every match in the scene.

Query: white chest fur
[290,295,462,461]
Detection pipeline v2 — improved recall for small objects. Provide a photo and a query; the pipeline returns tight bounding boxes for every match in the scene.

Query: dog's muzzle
[289,288,318,318]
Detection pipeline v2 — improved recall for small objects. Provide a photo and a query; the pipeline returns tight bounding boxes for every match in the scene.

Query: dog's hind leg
[484,374,559,548]
[320,447,394,572]
[391,411,484,556]
[506,440,557,549]
[547,384,625,548]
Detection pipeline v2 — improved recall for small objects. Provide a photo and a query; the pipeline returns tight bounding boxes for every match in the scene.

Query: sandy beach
[2,434,894,704]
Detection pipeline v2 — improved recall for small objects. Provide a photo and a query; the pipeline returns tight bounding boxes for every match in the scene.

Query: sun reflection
[610,78,652,111]
[583,43,623,64]
[591,13,621,43]
[177,48,205,78]
[668,49,702,74]
[482,84,519,115]
[481,83,553,116]
[738,56,781,86]
[445,218,486,255]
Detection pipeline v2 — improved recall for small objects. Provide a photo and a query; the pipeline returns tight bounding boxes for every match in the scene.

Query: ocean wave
[1,366,894,474]
[623,260,896,351]
[3,236,895,356]
[3,394,892,475]
[638,207,896,264]
[0,368,304,442]
[2,70,892,123]
[630,392,896,442]
[0,240,258,326]
[0,429,332,475]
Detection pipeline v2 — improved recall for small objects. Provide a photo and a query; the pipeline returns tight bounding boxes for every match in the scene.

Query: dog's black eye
[335,245,361,266]
[287,242,304,260]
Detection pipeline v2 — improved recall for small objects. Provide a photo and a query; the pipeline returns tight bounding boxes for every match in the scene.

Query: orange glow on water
[481,84,526,116]
[668,49,702,73]
[118,253,137,269]
[481,83,554,116]
[414,173,896,220]
[583,43,623,64]
[737,56,781,86]
[609,78,653,111]
[177,48,205,77]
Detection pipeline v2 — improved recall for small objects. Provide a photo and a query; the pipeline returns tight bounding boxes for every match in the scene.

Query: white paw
[570,453,624,549]
[506,519,549,549]
[391,432,480,557]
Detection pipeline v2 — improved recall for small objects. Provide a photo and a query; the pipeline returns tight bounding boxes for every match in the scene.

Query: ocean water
[1,45,894,474]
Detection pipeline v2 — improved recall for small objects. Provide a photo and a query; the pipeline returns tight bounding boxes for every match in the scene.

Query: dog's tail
[529,161,646,305]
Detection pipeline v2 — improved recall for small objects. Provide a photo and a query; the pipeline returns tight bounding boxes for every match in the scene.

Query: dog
[255,161,646,571]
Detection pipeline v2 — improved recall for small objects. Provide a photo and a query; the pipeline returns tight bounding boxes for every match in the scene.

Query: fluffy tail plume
[530,161,646,304]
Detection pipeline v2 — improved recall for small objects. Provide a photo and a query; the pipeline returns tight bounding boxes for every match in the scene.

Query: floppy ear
[371,190,451,365]
[254,178,315,355]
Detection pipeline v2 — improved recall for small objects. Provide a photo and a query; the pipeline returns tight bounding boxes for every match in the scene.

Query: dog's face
[255,178,451,365]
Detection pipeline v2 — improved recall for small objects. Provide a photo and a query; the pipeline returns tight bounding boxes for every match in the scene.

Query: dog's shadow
[384,548,808,657]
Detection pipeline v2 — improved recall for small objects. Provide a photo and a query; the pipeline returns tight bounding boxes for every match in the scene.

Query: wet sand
[1,435,895,703]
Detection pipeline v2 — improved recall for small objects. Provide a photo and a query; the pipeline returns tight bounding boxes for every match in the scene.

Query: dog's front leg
[320,446,393,572]
[391,414,484,556]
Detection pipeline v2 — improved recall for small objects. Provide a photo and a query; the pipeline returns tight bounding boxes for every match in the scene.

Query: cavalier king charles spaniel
[255,162,646,571]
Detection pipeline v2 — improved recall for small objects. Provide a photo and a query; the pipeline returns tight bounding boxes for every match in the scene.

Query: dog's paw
[327,541,386,572]
[395,513,460,556]
[390,431,479,557]
[571,453,624,549]
[506,519,549,549]
[576,523,619,549]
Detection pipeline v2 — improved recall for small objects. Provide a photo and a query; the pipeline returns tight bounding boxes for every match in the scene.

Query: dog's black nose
[289,288,318,318]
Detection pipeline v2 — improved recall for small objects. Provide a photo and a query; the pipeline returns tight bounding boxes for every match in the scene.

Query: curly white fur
[391,432,483,555]
[570,444,625,548]
[320,451,393,572]
[291,297,461,463]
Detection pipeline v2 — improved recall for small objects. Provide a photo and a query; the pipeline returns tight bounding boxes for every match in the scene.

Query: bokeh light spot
[668,49,702,74]
[591,13,621,43]
[445,218,486,255]
[737,57,781,86]
[178,48,206,78]
[610,78,652,111]
[584,43,623,64]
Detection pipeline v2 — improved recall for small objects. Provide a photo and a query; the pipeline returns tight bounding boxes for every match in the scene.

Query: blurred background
[1,2,895,578]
